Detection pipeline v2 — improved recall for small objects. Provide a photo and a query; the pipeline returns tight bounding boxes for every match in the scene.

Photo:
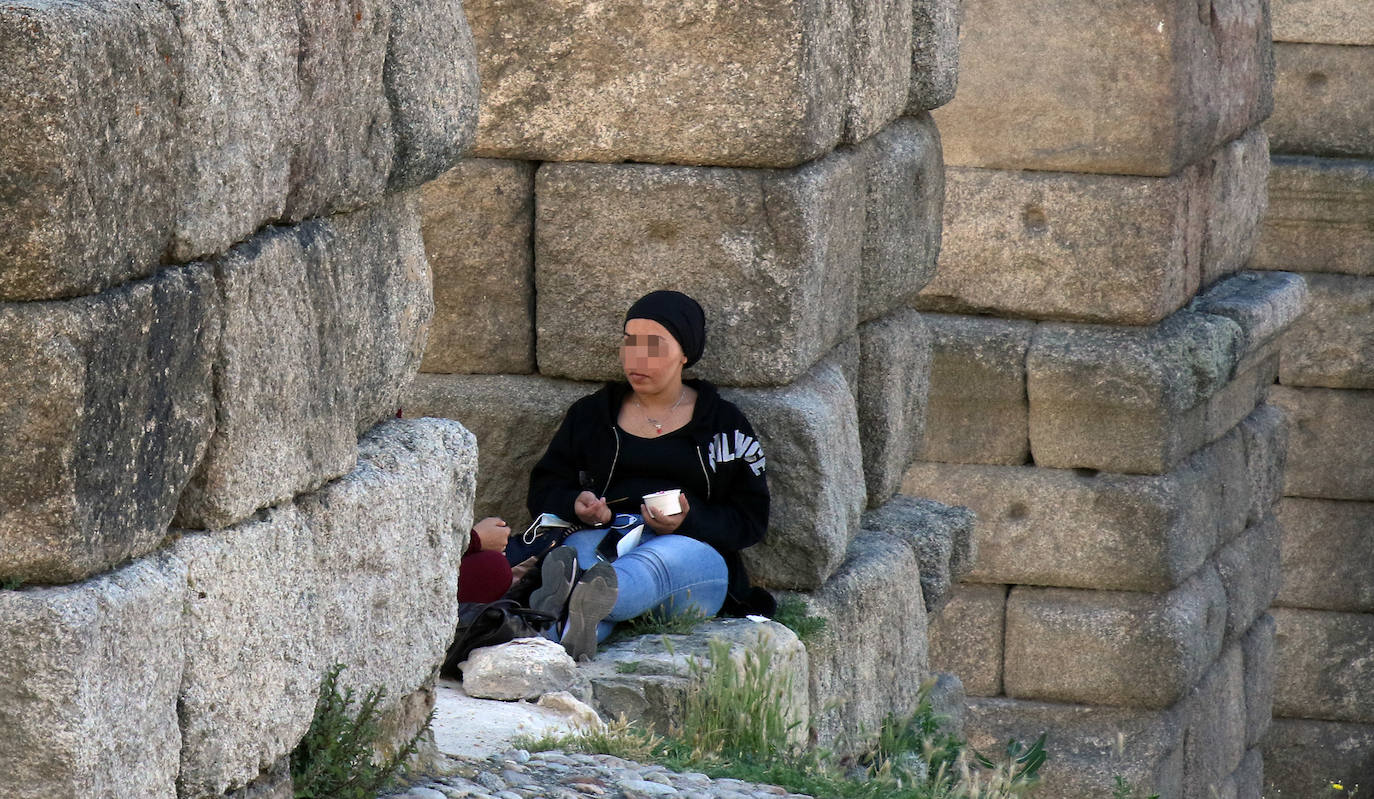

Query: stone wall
[1251,1,1374,793]
[0,3,482,797]
[914,1,1310,796]
[402,0,971,754]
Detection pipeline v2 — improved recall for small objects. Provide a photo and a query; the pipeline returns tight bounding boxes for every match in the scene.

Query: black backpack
[440,599,557,679]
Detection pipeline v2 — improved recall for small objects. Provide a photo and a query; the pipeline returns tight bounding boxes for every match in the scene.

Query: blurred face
[621,318,687,394]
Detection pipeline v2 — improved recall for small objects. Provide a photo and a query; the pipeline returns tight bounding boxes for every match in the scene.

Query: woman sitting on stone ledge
[526,290,774,661]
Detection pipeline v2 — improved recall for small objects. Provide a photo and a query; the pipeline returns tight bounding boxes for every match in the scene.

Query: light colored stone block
[1254,156,1374,277]
[905,410,1275,592]
[303,419,476,709]
[1179,645,1248,799]
[581,619,808,746]
[1278,272,1374,389]
[918,164,1204,325]
[724,359,866,590]
[856,309,932,507]
[1276,497,1374,612]
[856,114,944,323]
[914,314,1032,465]
[0,266,217,586]
[931,0,1272,176]
[1262,718,1374,797]
[175,195,433,530]
[0,0,478,301]
[927,583,1006,697]
[419,159,536,375]
[1269,42,1374,159]
[535,153,863,387]
[1027,272,1306,474]
[793,531,930,753]
[1216,515,1281,643]
[1272,0,1374,45]
[1269,385,1374,500]
[860,496,976,612]
[466,0,914,167]
[965,698,1184,799]
[0,555,185,799]
[174,509,316,799]
[402,373,595,528]
[1273,606,1374,724]
[1003,569,1228,709]
[1202,128,1271,287]
[1242,613,1276,748]
[906,0,961,111]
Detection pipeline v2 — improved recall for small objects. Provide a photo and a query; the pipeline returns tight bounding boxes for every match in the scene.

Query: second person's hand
[574,490,613,526]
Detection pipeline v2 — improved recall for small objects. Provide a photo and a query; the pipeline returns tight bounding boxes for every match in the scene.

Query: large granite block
[302,419,476,705]
[0,267,217,586]
[1262,718,1374,797]
[1276,497,1374,612]
[0,554,185,799]
[1216,515,1281,643]
[915,314,1032,465]
[917,164,1204,325]
[465,0,912,167]
[419,159,536,375]
[536,153,864,387]
[1268,42,1374,159]
[931,0,1272,176]
[856,310,932,507]
[1241,613,1275,748]
[1003,569,1228,709]
[1254,156,1374,276]
[0,0,478,301]
[1201,128,1271,287]
[1179,645,1248,799]
[906,0,961,111]
[1269,385,1374,500]
[1278,272,1374,389]
[176,195,433,530]
[927,583,1006,697]
[860,495,976,612]
[1272,0,1374,45]
[725,360,866,590]
[905,410,1273,592]
[174,508,316,799]
[402,374,595,528]
[1273,607,1374,724]
[791,531,930,753]
[1027,272,1307,474]
[856,115,944,323]
[966,698,1184,799]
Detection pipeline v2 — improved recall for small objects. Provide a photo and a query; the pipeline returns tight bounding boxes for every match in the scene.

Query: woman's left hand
[642,495,690,534]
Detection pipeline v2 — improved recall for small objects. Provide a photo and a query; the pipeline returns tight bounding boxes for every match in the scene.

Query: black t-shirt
[605,424,708,513]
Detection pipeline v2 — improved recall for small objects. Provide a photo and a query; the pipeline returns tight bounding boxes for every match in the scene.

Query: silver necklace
[636,389,687,435]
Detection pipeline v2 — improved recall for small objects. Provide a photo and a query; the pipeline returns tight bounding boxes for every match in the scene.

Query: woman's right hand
[574,491,613,526]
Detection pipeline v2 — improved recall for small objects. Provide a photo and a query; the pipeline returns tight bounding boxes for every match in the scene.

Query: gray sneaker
[529,546,579,622]
[562,562,618,662]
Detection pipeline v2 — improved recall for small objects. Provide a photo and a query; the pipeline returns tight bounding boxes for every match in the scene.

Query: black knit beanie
[624,291,707,368]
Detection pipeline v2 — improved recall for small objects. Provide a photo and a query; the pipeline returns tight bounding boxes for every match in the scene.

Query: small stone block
[926,583,1006,697]
[860,495,976,613]
[1268,42,1374,159]
[419,158,536,375]
[1262,718,1374,797]
[1201,128,1271,287]
[0,555,185,799]
[1179,646,1248,799]
[1272,606,1374,724]
[1254,156,1374,277]
[1216,515,1281,643]
[535,153,863,387]
[725,359,867,590]
[906,0,962,111]
[1278,272,1374,389]
[1241,613,1276,749]
[1276,497,1374,612]
[1232,748,1263,799]
[1269,385,1374,500]
[856,309,932,507]
[914,313,1032,465]
[1003,570,1227,709]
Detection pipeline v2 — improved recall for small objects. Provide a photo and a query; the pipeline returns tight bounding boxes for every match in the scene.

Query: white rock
[461,638,590,701]
[537,691,605,732]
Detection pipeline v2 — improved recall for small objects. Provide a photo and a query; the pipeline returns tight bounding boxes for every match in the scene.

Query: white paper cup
[643,489,683,516]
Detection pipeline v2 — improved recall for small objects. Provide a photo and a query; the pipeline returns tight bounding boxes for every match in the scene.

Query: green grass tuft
[772,596,827,643]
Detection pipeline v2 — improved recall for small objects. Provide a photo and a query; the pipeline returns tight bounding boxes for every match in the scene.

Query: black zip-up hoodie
[527,379,770,613]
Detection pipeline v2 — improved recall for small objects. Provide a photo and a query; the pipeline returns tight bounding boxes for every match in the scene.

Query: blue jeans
[562,527,729,642]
